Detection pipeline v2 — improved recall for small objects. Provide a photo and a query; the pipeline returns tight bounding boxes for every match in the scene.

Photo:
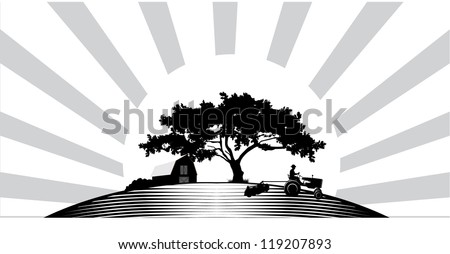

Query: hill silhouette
[48,183,385,218]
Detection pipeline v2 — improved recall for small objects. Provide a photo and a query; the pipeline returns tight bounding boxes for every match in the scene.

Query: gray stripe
[341,113,449,171]
[0,30,126,143]
[336,173,450,204]
[49,2,147,107]
[213,2,237,55]
[0,113,123,176]
[139,2,184,74]
[267,2,310,67]
[337,31,449,135]
[309,2,400,98]
[0,172,116,203]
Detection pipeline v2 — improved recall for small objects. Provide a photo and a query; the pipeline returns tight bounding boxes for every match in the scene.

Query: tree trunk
[230,161,244,183]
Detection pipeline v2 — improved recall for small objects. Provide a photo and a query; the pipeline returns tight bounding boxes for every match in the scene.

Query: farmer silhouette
[289,164,298,180]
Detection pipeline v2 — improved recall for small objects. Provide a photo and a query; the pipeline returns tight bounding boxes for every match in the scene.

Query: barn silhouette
[152,155,197,185]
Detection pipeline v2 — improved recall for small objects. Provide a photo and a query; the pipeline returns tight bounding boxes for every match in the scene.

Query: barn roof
[152,160,176,177]
[152,155,194,177]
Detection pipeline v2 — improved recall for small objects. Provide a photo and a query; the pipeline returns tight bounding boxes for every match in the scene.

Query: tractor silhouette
[285,173,323,199]
[243,173,324,199]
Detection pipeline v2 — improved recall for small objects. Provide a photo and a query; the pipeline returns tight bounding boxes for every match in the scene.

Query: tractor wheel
[284,181,301,196]
[314,188,323,199]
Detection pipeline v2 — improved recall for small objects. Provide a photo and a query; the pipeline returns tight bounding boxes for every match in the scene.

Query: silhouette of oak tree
[139,92,326,183]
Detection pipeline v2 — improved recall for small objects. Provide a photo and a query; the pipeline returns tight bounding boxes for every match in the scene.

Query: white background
[0,0,449,252]
[0,218,449,253]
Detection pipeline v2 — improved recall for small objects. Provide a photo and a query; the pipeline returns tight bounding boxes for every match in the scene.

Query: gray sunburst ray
[50,2,147,107]
[139,2,185,74]
[0,172,117,204]
[336,173,450,204]
[336,31,449,136]
[309,2,401,99]
[213,2,238,55]
[341,113,449,171]
[267,2,310,67]
[0,30,126,144]
[0,113,123,176]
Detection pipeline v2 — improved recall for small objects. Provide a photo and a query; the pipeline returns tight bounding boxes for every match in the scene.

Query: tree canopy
[139,92,326,182]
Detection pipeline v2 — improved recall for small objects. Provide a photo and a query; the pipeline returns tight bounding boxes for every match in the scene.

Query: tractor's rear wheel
[314,188,323,199]
[284,181,301,196]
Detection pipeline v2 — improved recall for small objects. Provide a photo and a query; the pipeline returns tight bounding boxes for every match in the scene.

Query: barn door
[179,165,189,183]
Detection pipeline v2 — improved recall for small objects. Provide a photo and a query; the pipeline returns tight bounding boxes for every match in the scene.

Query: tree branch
[261,146,285,151]
[208,143,229,161]
[237,143,258,163]
[259,137,277,143]
[215,153,230,162]
[219,135,229,159]
[237,138,287,162]
[206,145,219,150]
[257,133,275,138]
[224,136,235,161]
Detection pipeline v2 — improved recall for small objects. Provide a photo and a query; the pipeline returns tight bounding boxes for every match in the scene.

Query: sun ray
[0,30,126,144]
[341,113,449,171]
[139,2,185,74]
[213,2,238,55]
[309,2,400,99]
[0,113,123,176]
[49,2,147,107]
[267,2,310,67]
[336,32,449,135]
[0,172,117,204]
[336,173,450,204]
